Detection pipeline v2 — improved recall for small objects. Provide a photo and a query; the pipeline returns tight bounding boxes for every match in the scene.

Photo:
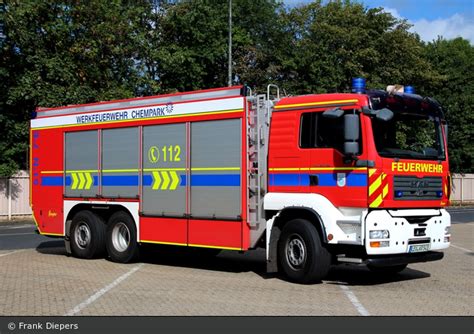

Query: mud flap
[64,220,72,255]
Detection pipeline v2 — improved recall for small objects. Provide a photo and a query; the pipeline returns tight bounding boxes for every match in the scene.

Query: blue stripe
[102,175,138,186]
[269,173,367,187]
[41,174,240,187]
[41,176,63,186]
[191,174,240,186]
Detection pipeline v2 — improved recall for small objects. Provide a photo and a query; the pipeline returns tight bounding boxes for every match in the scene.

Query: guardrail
[0,171,473,219]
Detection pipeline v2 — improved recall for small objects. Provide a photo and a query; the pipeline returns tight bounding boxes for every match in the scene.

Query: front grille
[394,176,442,200]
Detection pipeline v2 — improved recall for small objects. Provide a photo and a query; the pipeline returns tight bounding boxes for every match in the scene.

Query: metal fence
[1,171,473,219]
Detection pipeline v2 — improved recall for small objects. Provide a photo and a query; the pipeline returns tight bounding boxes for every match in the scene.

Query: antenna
[228,0,232,86]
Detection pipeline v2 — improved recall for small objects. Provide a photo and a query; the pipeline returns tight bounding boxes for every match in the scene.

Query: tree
[424,38,474,173]
[154,0,285,92]
[277,0,439,94]
[0,0,157,176]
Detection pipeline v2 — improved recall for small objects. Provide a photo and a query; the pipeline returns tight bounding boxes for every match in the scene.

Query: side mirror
[362,106,394,121]
[323,108,344,118]
[344,114,359,156]
[376,108,394,122]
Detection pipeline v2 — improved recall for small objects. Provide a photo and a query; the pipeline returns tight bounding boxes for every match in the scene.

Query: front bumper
[365,251,444,267]
[364,208,451,255]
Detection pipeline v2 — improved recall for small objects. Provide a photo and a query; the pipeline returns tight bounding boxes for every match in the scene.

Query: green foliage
[424,38,474,173]
[0,0,472,175]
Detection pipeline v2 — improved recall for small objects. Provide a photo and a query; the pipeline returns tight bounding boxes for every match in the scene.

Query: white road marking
[339,284,370,316]
[64,263,144,316]
[0,250,25,257]
[450,244,473,253]
[0,224,34,230]
[0,232,36,237]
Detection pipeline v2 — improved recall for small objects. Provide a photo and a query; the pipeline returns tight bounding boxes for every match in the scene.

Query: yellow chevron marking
[170,171,180,190]
[71,173,79,189]
[369,194,383,208]
[152,171,161,190]
[369,173,383,196]
[368,168,377,177]
[85,173,93,189]
[78,172,86,189]
[161,171,170,190]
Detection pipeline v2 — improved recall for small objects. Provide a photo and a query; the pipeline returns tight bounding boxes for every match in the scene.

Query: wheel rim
[112,222,130,253]
[285,234,307,270]
[75,222,91,249]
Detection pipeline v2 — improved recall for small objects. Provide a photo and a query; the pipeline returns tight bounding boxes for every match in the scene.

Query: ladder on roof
[246,85,279,243]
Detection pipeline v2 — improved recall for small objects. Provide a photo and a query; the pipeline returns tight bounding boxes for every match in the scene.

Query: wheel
[368,264,407,275]
[106,211,139,263]
[278,219,331,284]
[70,210,106,259]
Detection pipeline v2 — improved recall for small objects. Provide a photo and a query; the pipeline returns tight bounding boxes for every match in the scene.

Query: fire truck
[30,79,451,283]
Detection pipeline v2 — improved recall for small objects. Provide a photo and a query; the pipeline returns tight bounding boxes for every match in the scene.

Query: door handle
[309,174,319,186]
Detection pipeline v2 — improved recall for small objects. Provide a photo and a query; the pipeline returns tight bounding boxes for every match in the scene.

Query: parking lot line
[64,263,144,316]
[0,250,25,257]
[338,284,370,316]
[450,244,472,253]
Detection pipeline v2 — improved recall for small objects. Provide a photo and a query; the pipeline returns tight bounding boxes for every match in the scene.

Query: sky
[282,0,474,44]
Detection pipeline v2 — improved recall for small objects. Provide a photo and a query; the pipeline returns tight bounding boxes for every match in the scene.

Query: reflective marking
[140,240,187,247]
[368,168,376,177]
[369,174,382,196]
[170,172,180,190]
[71,173,79,189]
[64,263,144,316]
[70,172,93,190]
[152,171,162,190]
[191,167,240,171]
[269,167,367,171]
[161,171,170,190]
[188,243,241,251]
[339,284,370,316]
[33,109,243,130]
[275,99,358,109]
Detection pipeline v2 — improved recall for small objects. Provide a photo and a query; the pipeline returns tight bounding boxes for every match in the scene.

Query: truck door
[299,109,367,208]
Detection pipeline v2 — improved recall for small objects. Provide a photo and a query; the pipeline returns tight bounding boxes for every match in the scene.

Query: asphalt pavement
[0,208,472,316]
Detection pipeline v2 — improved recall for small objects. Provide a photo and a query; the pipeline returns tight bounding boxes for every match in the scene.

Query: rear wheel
[368,264,407,275]
[70,210,106,259]
[106,211,139,263]
[278,219,331,284]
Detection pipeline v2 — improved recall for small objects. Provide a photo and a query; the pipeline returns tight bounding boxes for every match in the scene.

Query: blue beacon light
[352,77,366,94]
[404,85,415,94]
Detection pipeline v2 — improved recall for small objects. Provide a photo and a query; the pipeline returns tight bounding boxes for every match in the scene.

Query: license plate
[408,244,431,253]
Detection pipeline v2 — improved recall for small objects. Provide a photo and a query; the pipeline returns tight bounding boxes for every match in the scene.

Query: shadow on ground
[35,241,432,286]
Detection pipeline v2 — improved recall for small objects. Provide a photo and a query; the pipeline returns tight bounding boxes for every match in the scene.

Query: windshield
[372,112,446,160]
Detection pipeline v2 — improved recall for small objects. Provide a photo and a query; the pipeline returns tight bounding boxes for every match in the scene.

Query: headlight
[369,230,390,239]
[445,226,450,235]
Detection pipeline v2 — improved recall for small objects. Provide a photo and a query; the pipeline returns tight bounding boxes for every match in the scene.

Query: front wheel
[106,211,139,263]
[278,219,331,284]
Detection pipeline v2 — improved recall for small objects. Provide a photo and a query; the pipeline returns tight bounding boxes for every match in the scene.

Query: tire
[278,219,331,284]
[106,211,139,263]
[70,210,106,259]
[368,264,407,275]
